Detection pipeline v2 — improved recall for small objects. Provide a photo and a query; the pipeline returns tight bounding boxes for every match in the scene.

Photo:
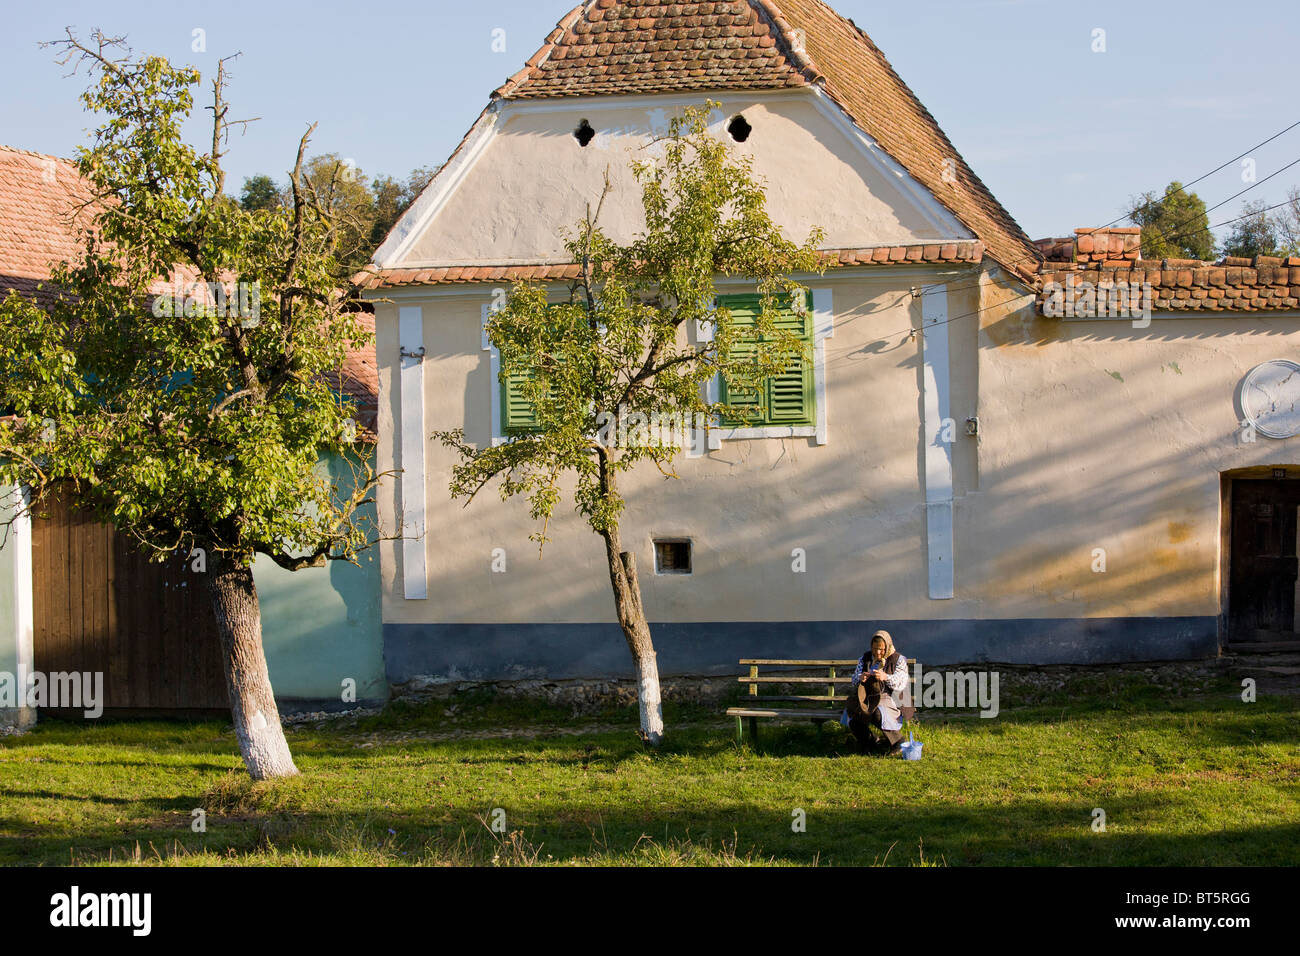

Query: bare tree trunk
[205,555,299,780]
[601,524,665,746]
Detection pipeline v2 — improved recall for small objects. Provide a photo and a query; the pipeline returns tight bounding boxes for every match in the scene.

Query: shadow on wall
[381,295,1285,681]
[255,452,387,704]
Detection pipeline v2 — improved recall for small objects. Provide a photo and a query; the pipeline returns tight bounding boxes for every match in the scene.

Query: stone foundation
[391,655,1231,714]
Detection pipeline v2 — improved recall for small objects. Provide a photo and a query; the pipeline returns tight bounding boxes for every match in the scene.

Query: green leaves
[0,33,382,571]
[435,101,825,549]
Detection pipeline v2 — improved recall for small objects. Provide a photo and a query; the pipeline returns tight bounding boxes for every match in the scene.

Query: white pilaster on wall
[811,287,833,446]
[693,313,723,452]
[398,307,428,600]
[920,284,955,600]
[483,304,505,446]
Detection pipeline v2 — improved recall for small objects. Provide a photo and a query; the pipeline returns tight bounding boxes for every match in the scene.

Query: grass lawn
[1,673,1297,866]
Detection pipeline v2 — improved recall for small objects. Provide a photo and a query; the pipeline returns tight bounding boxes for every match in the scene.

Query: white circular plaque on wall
[1242,359,1300,439]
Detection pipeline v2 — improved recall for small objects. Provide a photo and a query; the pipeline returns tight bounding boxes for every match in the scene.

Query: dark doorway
[1228,478,1300,642]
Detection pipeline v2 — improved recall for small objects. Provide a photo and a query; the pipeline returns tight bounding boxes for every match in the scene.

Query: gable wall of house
[389,91,968,269]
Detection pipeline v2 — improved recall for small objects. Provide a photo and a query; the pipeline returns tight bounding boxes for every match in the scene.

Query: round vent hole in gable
[727,115,752,143]
[574,119,596,147]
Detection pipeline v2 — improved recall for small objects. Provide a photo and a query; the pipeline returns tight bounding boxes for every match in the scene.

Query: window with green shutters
[716,292,816,428]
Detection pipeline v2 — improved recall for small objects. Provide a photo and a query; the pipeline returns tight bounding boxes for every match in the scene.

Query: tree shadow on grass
[5,789,1297,867]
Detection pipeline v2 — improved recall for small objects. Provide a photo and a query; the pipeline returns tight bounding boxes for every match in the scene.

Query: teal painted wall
[253,452,387,707]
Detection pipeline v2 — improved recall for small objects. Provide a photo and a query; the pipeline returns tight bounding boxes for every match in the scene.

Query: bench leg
[746,716,758,743]
[735,716,744,742]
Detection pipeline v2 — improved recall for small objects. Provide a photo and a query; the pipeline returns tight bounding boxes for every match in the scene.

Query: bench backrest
[738,658,920,707]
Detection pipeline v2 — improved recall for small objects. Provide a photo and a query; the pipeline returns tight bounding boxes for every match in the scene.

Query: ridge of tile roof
[494,0,817,100]
[489,0,1042,282]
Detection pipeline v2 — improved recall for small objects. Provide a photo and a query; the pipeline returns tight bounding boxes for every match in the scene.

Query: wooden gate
[1228,478,1300,643]
[30,492,229,713]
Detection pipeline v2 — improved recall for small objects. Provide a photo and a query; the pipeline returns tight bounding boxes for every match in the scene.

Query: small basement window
[654,539,692,575]
[574,119,596,147]
[727,114,752,143]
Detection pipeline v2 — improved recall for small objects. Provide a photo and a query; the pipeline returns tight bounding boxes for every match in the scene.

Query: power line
[820,194,1300,358]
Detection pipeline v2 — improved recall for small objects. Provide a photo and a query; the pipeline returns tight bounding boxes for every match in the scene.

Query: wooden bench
[725,658,918,742]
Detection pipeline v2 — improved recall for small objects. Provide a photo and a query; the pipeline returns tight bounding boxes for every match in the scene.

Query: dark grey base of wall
[384,617,1221,683]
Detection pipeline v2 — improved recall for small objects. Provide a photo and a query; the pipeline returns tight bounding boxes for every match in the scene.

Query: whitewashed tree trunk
[206,557,300,780]
[634,637,665,745]
[602,529,665,745]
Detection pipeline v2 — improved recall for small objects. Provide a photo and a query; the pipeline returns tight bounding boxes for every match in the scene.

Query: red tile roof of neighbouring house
[0,145,95,307]
[1036,227,1300,314]
[0,143,379,432]
[480,0,1041,282]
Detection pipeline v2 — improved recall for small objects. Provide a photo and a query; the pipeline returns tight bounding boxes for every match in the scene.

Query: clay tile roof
[493,0,1041,281]
[331,311,379,436]
[353,241,985,290]
[0,145,95,306]
[495,0,816,99]
[0,143,379,430]
[1035,229,1300,314]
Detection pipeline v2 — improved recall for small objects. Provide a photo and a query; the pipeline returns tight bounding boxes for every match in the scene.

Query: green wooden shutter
[717,292,814,427]
[766,292,814,426]
[721,342,763,423]
[502,369,540,432]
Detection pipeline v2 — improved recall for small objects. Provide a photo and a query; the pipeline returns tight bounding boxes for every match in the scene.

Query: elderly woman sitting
[841,630,912,755]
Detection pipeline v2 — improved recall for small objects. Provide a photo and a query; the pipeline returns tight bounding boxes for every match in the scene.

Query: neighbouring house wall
[0,484,34,729]
[254,451,387,708]
[972,276,1300,653]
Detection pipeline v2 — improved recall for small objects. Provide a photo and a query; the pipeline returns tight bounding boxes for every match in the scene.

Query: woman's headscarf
[869,629,896,660]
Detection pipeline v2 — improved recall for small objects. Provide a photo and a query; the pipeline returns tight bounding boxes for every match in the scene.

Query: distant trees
[236,160,436,271]
[1220,190,1300,259]
[1128,181,1215,260]
[1129,181,1300,261]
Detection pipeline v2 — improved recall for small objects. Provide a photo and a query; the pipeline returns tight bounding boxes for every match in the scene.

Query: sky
[2,0,1297,243]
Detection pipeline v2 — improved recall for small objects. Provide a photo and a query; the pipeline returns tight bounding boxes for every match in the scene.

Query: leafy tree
[1128,181,1215,260]
[238,163,437,270]
[0,31,390,779]
[434,104,824,744]
[1275,187,1300,258]
[1222,199,1283,259]
[239,173,281,212]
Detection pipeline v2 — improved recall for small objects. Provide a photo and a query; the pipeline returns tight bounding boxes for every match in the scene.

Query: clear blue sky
[3,0,1296,242]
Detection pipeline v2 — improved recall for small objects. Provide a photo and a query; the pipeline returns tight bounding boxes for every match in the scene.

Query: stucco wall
[371,264,1300,678]
[398,92,966,267]
[972,278,1300,621]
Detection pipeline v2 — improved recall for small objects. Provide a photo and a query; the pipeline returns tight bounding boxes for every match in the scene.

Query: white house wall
[388,92,969,269]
